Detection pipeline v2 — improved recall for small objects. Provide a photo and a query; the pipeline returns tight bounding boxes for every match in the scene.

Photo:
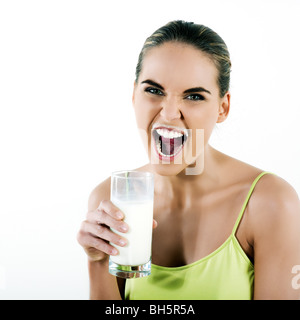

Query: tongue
[161,136,182,155]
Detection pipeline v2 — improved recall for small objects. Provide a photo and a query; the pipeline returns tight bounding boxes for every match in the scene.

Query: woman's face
[132,42,230,176]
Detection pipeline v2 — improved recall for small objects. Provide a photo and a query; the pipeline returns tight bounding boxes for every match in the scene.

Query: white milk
[110,200,153,266]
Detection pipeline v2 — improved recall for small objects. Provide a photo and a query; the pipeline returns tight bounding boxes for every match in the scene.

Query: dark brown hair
[135,20,231,97]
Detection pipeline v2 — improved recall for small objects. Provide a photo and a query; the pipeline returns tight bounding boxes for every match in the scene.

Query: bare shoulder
[251,173,299,215]
[88,177,111,211]
[248,173,300,237]
[221,148,299,210]
[219,148,300,235]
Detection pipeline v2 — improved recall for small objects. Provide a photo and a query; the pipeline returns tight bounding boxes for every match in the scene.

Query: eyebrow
[141,79,164,90]
[183,87,211,95]
[141,79,211,95]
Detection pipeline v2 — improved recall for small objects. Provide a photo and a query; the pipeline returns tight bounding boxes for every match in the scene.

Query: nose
[160,97,182,122]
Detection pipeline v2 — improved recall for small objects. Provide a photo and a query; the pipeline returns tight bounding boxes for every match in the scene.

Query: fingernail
[118,239,126,246]
[116,211,123,219]
[120,225,128,232]
[111,248,118,255]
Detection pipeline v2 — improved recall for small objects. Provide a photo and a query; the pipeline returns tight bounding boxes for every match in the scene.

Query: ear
[132,81,137,105]
[217,92,230,123]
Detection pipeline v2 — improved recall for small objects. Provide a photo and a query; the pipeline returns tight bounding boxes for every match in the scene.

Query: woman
[77,20,300,300]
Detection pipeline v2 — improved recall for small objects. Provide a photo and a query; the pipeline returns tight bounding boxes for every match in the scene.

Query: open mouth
[152,124,188,159]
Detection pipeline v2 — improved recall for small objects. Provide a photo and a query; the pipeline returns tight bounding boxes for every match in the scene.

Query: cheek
[133,94,159,131]
[187,106,218,128]
[133,96,160,153]
[186,107,219,147]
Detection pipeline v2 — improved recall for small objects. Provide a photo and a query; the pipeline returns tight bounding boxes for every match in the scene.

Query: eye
[185,94,205,101]
[145,87,164,96]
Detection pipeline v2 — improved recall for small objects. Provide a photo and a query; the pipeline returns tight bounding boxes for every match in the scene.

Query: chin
[148,162,187,177]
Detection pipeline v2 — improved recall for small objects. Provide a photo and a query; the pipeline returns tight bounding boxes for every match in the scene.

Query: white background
[0,0,299,299]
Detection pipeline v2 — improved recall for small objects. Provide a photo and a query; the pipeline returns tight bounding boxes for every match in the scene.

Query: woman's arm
[250,175,300,300]
[88,259,124,300]
[77,178,127,300]
[88,258,127,300]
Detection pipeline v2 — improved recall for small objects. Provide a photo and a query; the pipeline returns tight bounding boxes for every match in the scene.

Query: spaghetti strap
[231,171,275,235]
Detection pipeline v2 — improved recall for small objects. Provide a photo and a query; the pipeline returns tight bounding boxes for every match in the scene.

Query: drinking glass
[108,170,154,278]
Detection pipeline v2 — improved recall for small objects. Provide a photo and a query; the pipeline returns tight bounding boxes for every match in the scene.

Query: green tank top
[125,172,273,300]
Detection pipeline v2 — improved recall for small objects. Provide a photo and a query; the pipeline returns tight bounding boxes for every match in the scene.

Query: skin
[77,42,300,300]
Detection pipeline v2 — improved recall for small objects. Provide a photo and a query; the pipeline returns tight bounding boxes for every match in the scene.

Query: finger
[81,232,118,256]
[81,220,127,247]
[153,219,158,229]
[87,210,129,233]
[98,200,124,220]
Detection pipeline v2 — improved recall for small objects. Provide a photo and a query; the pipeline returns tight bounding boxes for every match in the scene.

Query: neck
[149,145,224,205]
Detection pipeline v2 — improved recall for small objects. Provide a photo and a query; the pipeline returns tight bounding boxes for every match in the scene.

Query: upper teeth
[156,128,183,139]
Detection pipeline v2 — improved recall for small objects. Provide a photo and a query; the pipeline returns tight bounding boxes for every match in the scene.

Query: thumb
[153,219,158,229]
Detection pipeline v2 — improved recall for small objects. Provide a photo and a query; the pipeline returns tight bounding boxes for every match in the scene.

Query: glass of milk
[108,170,154,278]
